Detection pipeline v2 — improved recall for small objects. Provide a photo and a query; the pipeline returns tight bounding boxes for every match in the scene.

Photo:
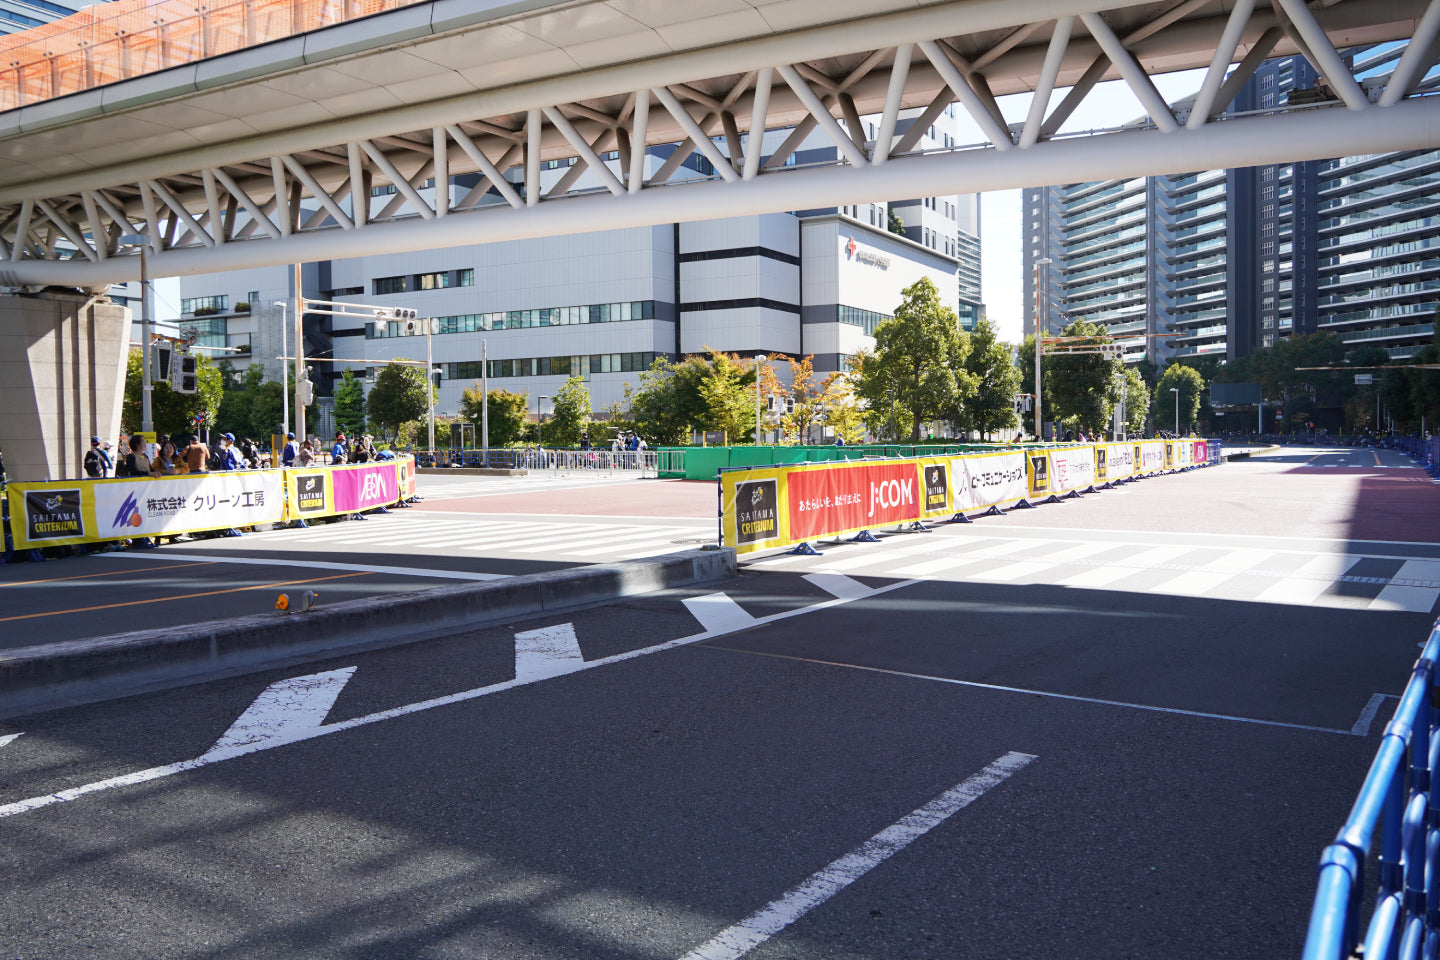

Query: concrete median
[0,547,736,719]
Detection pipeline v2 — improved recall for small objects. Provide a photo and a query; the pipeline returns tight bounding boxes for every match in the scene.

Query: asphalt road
[0,445,1433,959]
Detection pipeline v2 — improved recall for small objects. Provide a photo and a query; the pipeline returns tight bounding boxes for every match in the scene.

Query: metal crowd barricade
[414,448,659,477]
[1301,618,1440,960]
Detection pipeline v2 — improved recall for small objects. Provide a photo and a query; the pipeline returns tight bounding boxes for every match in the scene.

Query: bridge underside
[0,0,1437,286]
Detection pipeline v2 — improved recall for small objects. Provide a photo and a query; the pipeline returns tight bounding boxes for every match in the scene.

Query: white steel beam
[211,168,283,240]
[1019,17,1073,148]
[651,86,740,181]
[1187,0,1256,129]
[1273,0,1370,110]
[10,96,1440,288]
[917,40,1014,148]
[629,88,650,192]
[873,45,911,164]
[1380,0,1440,105]
[1079,13,1178,132]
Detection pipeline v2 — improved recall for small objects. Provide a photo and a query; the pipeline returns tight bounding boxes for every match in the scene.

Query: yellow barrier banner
[949,450,1029,514]
[281,458,412,522]
[1095,443,1136,483]
[6,471,285,549]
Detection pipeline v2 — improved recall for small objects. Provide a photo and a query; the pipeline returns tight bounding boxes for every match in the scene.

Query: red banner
[787,462,920,540]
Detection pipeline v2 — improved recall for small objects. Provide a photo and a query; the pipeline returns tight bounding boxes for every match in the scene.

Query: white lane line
[96,553,509,581]
[0,579,922,821]
[0,733,21,750]
[965,561,1052,583]
[676,752,1036,960]
[683,593,759,634]
[1145,569,1234,598]
[803,573,877,601]
[1039,541,1124,564]
[1370,560,1440,613]
[513,623,586,682]
[1350,693,1394,736]
[207,668,355,755]
[742,653,1360,736]
[1254,554,1361,607]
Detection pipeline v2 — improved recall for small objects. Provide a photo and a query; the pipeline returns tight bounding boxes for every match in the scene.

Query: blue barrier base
[1063,490,1083,500]
[906,520,932,532]
[948,513,973,524]
[849,530,880,542]
[1040,494,1063,505]
[787,541,822,556]
[1012,499,1036,509]
[984,504,1006,517]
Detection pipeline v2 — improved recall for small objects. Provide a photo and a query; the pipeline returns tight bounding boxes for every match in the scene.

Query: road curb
[0,547,736,718]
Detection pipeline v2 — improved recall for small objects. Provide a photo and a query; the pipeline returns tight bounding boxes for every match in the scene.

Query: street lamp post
[272,301,289,436]
[117,234,154,434]
[537,395,548,458]
[1033,258,1052,441]
[754,354,766,446]
[1170,387,1180,436]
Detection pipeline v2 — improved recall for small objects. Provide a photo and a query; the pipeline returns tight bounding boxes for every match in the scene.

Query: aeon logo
[360,473,389,502]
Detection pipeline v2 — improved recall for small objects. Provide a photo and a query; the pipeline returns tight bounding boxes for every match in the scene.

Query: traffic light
[151,341,173,383]
[173,353,198,394]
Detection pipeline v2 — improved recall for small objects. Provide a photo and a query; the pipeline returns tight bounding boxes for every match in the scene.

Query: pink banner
[1193,440,1209,464]
[331,462,398,512]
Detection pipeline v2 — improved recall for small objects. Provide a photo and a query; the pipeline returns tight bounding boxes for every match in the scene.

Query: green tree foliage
[953,316,1020,439]
[818,373,867,444]
[628,351,765,445]
[1121,365,1150,435]
[458,386,530,447]
[217,362,286,441]
[333,368,367,437]
[852,277,973,442]
[366,361,433,441]
[1041,320,1124,435]
[1155,363,1205,434]
[545,376,591,447]
[122,349,223,439]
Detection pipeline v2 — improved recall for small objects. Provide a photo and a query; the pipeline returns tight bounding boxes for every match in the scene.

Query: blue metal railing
[1301,618,1440,960]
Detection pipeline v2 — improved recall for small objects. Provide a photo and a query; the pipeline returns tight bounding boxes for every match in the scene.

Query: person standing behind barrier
[221,433,245,470]
[281,432,298,467]
[84,436,113,478]
[123,434,150,478]
[331,433,347,465]
[296,439,316,467]
[150,437,180,477]
[182,435,208,474]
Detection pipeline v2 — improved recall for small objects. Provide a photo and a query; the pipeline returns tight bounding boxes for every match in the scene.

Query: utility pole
[1033,258,1052,441]
[754,354,766,445]
[293,263,306,444]
[273,301,289,436]
[481,338,489,465]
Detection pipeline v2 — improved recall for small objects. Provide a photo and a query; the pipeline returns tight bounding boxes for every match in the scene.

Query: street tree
[779,355,826,443]
[333,368,367,437]
[953,316,1020,439]
[122,349,223,439]
[366,361,433,441]
[852,277,973,441]
[1041,320,1123,435]
[546,376,591,447]
[1155,363,1205,434]
[459,386,529,447]
[628,350,771,444]
[1120,365,1150,435]
[817,372,867,444]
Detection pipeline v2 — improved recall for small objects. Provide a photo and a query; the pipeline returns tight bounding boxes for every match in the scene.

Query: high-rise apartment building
[1024,47,1440,366]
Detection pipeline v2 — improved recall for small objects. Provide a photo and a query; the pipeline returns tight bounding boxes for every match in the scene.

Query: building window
[837,305,893,336]
[458,269,474,287]
[417,272,451,291]
[368,300,656,338]
[181,295,228,314]
[374,276,408,295]
[371,184,398,197]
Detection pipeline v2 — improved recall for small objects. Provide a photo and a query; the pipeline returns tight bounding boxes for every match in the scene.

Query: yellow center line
[0,572,370,623]
[0,561,218,587]
[1374,450,1383,466]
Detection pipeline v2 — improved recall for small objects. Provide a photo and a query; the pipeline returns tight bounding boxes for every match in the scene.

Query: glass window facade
[367,300,655,338]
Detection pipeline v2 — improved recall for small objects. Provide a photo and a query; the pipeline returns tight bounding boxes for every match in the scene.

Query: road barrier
[3,457,416,552]
[416,448,659,476]
[1301,618,1440,960]
[718,440,1214,555]
[1392,436,1440,477]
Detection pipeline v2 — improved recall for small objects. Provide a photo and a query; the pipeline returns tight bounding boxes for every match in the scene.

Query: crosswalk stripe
[1370,559,1440,613]
[1254,554,1361,607]
[1056,546,1191,589]
[966,561,1053,583]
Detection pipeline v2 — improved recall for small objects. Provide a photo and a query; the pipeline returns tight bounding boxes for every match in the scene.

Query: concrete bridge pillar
[0,292,130,482]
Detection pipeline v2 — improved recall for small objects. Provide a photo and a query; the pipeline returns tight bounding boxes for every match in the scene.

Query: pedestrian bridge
[0,0,1436,286]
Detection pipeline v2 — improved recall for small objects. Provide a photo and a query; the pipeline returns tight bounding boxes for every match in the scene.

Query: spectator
[331,433,347,465]
[83,436,113,478]
[150,437,180,477]
[183,434,208,473]
[296,439,316,467]
[122,434,150,478]
[221,433,245,470]
[580,434,592,451]
[351,436,370,464]
[281,432,298,467]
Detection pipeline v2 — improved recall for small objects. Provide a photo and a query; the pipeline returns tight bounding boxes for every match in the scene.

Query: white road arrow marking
[683,593,758,633]
[514,623,585,682]
[204,667,356,758]
[802,573,876,601]
[0,733,21,750]
[0,581,921,821]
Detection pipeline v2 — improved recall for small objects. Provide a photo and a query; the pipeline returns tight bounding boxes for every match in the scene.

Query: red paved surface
[999,449,1440,543]
[415,479,716,518]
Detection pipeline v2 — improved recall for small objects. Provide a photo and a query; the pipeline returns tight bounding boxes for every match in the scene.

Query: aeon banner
[331,462,396,512]
[787,461,919,540]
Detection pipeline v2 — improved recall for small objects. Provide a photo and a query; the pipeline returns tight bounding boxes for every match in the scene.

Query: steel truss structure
[1,0,1438,288]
